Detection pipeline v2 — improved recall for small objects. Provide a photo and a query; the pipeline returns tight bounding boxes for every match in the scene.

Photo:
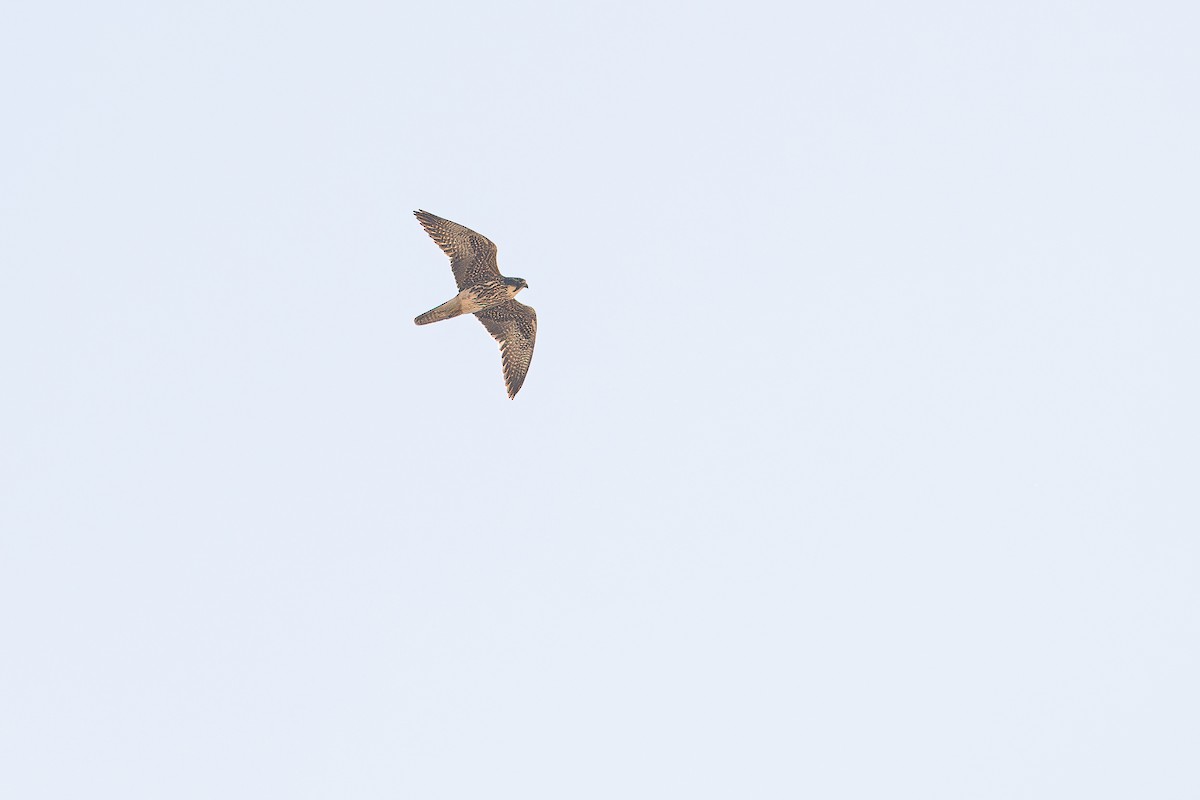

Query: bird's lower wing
[475,300,537,399]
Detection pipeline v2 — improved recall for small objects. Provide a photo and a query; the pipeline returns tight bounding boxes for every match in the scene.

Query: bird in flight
[413,210,537,399]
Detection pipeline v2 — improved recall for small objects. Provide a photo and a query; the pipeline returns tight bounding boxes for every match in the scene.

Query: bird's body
[414,277,525,325]
[412,211,537,398]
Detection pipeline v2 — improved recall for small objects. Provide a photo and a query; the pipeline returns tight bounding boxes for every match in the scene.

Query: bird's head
[505,277,530,294]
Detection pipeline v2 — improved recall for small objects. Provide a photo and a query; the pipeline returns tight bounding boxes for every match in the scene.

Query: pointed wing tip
[414,210,441,236]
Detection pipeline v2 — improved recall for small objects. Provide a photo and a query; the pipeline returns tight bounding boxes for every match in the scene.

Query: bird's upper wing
[475,300,537,399]
[414,210,500,290]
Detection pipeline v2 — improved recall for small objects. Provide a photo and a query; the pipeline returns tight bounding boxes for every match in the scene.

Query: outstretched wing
[414,210,500,290]
[475,300,537,399]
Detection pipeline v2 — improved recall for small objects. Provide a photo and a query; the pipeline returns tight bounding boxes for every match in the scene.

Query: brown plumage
[413,211,537,399]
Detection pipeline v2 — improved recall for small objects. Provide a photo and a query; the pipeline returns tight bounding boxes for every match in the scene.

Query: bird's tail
[414,295,465,325]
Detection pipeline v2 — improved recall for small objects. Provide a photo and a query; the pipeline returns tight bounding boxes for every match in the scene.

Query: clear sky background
[2,1,1198,797]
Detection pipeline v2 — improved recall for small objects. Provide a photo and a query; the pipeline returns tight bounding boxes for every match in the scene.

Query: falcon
[413,210,537,399]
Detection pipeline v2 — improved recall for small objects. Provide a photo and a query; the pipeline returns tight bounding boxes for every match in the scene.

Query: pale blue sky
[2,1,1198,797]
